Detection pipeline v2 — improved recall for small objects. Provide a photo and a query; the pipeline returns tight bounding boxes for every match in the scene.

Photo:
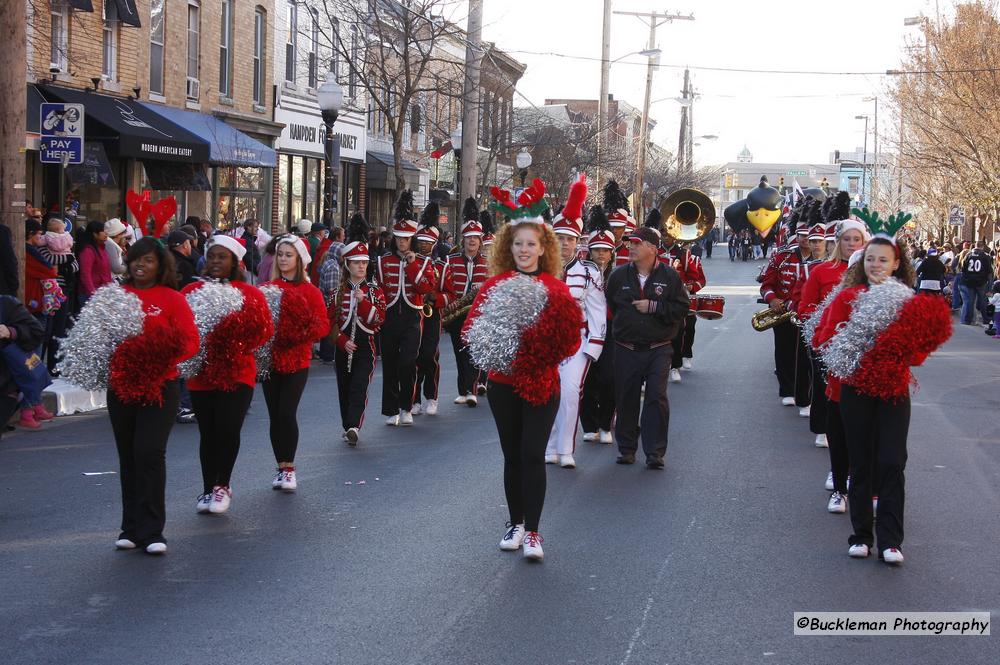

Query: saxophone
[751,306,800,331]
[441,287,478,327]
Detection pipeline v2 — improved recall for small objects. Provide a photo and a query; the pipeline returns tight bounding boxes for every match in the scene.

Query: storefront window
[277,154,289,231]
[290,157,304,223]
[216,165,270,230]
[305,158,319,223]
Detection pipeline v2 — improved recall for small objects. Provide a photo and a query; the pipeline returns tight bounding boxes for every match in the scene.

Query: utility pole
[460,0,483,237]
[596,0,611,192]
[1,0,26,299]
[614,10,694,216]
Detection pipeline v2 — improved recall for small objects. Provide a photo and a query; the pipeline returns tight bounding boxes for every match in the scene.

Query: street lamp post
[451,123,463,237]
[318,79,344,227]
[855,114,870,203]
[516,148,532,187]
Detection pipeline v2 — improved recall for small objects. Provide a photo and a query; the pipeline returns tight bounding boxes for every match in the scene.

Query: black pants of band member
[191,385,254,494]
[671,314,697,368]
[793,331,812,407]
[614,343,670,459]
[447,321,481,397]
[107,380,179,547]
[772,319,809,400]
[415,312,441,401]
[488,382,559,532]
[262,368,309,464]
[809,352,828,434]
[336,333,377,430]
[580,329,616,433]
[840,385,909,551]
[826,398,849,494]
[380,304,421,415]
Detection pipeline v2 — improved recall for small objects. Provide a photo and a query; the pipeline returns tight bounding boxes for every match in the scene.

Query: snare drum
[696,294,725,320]
[688,295,701,315]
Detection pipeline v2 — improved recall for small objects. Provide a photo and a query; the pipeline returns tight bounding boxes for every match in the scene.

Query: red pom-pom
[510,278,582,405]
[272,286,317,374]
[200,284,274,390]
[109,318,184,405]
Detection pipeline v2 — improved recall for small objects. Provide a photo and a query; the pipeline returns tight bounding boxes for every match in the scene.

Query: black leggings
[840,385,909,551]
[580,328,615,433]
[826,398,849,494]
[191,385,254,494]
[108,381,179,546]
[809,352,828,434]
[488,382,559,532]
[262,368,309,465]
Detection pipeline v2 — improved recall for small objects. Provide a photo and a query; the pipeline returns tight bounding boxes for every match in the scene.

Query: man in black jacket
[605,227,689,468]
[167,231,197,288]
[0,224,19,297]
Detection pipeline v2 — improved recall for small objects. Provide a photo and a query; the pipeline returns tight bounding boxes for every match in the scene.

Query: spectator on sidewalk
[959,240,994,325]
[0,222,19,297]
[0,295,45,437]
[76,221,112,306]
[38,215,78,373]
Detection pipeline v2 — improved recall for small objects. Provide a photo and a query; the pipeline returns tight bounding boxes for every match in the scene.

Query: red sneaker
[33,404,55,421]
[17,409,42,430]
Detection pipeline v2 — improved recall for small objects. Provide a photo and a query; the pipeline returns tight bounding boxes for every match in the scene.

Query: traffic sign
[948,204,965,226]
[39,103,84,164]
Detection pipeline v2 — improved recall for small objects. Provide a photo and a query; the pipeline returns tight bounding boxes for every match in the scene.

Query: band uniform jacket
[436,251,489,308]
[376,252,438,310]
[333,279,387,350]
[759,245,811,309]
[563,257,607,360]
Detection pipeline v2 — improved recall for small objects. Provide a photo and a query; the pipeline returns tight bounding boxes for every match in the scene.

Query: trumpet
[420,302,434,318]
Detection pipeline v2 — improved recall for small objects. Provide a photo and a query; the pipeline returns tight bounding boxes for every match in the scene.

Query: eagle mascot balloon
[723,176,783,238]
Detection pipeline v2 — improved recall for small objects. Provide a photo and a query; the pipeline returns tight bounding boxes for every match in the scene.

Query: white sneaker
[115,538,136,550]
[280,470,297,492]
[196,492,213,514]
[881,548,904,565]
[453,395,468,405]
[559,454,576,468]
[400,410,414,426]
[544,454,559,464]
[386,414,400,426]
[345,427,359,446]
[582,432,598,442]
[466,394,478,407]
[824,471,834,491]
[411,403,422,416]
[476,384,487,396]
[827,491,847,514]
[271,470,284,489]
[798,406,811,417]
[499,523,525,551]
[426,399,438,415]
[599,430,613,444]
[815,433,828,447]
[781,396,796,406]
[681,358,692,370]
[145,542,167,555]
[669,368,682,383]
[522,531,544,561]
[848,543,871,558]
[209,485,232,514]
[872,496,878,512]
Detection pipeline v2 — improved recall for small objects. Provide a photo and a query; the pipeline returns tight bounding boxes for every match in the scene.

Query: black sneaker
[646,456,665,470]
[616,453,635,465]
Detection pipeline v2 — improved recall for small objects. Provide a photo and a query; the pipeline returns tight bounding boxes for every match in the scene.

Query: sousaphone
[658,188,716,244]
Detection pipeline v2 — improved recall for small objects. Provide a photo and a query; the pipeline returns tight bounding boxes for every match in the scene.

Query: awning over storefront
[366,151,421,191]
[140,103,276,167]
[37,85,209,162]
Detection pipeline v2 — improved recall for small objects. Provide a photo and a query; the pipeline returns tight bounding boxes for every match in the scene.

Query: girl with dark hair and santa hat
[813,212,951,566]
[257,235,329,491]
[334,213,387,445]
[183,235,273,515]
[463,179,582,562]
[59,237,200,555]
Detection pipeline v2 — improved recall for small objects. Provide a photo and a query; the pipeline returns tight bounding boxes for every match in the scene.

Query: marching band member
[661,235,706,383]
[439,198,490,406]
[580,207,618,445]
[258,235,330,492]
[602,180,636,268]
[334,214,387,446]
[544,176,606,469]
[463,179,582,561]
[412,203,444,416]
[814,229,951,565]
[377,191,438,426]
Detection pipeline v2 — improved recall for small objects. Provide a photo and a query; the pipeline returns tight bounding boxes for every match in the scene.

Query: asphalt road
[1,254,997,665]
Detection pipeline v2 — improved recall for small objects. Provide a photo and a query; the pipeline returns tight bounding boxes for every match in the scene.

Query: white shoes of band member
[559,455,576,469]
[827,491,847,514]
[271,470,285,489]
[476,385,487,396]
[411,403,422,416]
[815,433,828,448]
[599,430,613,444]
[798,405,811,418]
[400,410,414,426]
[522,532,544,561]
[499,523,526,551]
[425,399,438,415]
[466,393,478,407]
[279,470,297,492]
[345,427,359,446]
[669,368,682,383]
[115,538,136,550]
[196,492,213,514]
[544,454,559,464]
[454,395,468,405]
[825,471,834,491]
[209,485,232,514]
[848,543,871,558]
[881,548,904,565]
[386,414,400,426]
[781,397,796,406]
[145,542,167,555]
[681,358,693,371]
[582,432,598,442]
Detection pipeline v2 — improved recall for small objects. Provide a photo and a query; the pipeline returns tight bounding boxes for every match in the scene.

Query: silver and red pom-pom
[464,274,549,374]
[56,284,145,391]
[801,284,843,350]
[179,281,245,379]
[255,283,283,380]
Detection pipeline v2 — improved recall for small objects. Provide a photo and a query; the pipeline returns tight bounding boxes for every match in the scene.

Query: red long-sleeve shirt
[796,260,848,320]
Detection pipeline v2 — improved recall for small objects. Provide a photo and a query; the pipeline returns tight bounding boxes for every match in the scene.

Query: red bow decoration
[489,186,517,210]
[126,189,152,229]
[150,197,177,238]
[517,178,546,207]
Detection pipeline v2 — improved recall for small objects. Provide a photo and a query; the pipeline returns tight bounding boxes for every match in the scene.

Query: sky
[471,0,947,167]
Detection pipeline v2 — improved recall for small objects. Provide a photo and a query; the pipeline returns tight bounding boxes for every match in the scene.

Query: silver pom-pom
[56,285,145,390]
[820,278,913,379]
[465,274,549,373]
[800,283,843,349]
[178,280,246,379]
[255,284,284,380]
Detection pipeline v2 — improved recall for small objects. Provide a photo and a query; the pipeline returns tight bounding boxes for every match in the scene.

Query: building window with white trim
[50,2,69,73]
[331,18,340,80]
[149,0,165,94]
[186,2,200,100]
[285,0,298,83]
[308,8,318,88]
[348,26,359,97]
[101,2,119,81]
[219,0,233,97]
[253,8,266,105]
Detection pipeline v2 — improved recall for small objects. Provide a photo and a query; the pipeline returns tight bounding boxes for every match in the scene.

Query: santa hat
[391,190,418,237]
[838,218,870,241]
[602,180,635,228]
[342,212,371,262]
[552,175,587,237]
[480,210,496,246]
[460,197,483,237]
[276,234,312,266]
[206,234,247,261]
[586,205,615,250]
[415,202,441,244]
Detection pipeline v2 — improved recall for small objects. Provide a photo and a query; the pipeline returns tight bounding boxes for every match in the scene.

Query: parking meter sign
[39,103,84,164]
